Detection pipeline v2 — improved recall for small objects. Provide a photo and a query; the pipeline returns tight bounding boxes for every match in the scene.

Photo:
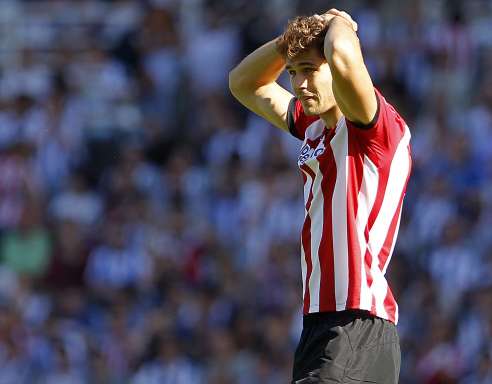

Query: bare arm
[323,13,378,125]
[228,38,293,132]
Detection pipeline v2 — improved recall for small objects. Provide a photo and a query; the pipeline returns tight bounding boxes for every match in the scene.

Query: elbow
[228,68,240,94]
[228,67,246,97]
[229,67,254,98]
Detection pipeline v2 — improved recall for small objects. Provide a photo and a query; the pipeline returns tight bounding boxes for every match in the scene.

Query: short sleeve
[345,89,409,166]
[287,97,319,141]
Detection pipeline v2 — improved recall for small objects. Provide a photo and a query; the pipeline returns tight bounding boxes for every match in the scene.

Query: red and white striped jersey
[287,89,411,324]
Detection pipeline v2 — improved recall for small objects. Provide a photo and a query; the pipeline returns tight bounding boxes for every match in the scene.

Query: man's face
[285,47,335,116]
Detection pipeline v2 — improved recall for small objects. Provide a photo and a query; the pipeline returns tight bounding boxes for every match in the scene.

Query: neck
[319,105,343,129]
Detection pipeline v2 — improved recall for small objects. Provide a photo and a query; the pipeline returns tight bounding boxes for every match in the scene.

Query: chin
[302,104,319,116]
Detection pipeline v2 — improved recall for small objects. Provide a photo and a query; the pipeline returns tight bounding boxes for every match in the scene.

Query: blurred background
[0,0,491,383]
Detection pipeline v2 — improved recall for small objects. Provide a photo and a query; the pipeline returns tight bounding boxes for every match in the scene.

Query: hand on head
[314,8,358,32]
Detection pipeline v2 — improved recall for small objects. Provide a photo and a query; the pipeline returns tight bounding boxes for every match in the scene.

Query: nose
[292,73,308,91]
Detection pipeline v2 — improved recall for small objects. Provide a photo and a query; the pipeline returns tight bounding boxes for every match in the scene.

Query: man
[229,8,411,384]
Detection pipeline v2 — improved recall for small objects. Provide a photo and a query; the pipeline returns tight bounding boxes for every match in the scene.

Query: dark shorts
[292,310,400,384]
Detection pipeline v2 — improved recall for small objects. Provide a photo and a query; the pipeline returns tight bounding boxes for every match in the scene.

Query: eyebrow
[285,62,316,70]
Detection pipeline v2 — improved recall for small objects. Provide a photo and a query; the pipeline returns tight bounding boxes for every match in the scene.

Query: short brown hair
[276,15,328,60]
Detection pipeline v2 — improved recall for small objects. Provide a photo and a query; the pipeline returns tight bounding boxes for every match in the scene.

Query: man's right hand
[314,9,358,32]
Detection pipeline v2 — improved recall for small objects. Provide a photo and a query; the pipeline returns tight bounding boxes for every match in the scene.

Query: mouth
[300,96,316,103]
[299,94,315,100]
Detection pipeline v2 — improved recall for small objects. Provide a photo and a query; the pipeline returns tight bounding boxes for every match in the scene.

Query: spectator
[0,1,489,382]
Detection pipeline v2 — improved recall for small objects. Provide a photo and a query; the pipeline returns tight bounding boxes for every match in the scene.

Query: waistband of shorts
[302,309,375,327]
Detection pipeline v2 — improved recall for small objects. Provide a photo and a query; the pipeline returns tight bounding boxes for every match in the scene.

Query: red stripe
[383,287,397,323]
[300,165,316,314]
[317,137,337,312]
[378,190,405,271]
[366,165,390,232]
[345,136,365,308]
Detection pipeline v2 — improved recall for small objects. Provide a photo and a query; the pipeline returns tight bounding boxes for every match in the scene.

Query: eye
[302,67,314,74]
[288,70,296,76]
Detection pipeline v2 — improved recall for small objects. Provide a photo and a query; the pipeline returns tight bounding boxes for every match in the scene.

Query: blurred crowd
[0,0,492,383]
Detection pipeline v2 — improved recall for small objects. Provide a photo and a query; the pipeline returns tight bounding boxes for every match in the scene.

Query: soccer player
[229,8,411,384]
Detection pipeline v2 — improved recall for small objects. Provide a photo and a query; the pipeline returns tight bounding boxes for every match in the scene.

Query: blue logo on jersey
[298,140,326,165]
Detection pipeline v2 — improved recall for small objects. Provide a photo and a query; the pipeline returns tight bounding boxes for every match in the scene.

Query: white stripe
[301,168,313,204]
[368,127,411,318]
[306,159,323,312]
[371,270,389,318]
[355,155,379,310]
[305,119,325,140]
[331,122,349,310]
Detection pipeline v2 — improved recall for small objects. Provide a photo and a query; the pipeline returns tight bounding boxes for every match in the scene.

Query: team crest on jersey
[298,138,326,166]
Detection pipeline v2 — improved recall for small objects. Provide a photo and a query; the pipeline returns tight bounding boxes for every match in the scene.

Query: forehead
[286,47,325,68]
